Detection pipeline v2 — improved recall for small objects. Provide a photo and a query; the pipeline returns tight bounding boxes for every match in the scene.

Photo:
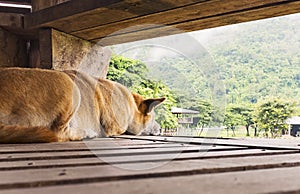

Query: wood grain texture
[0,151,298,185]
[0,27,28,67]
[25,0,205,30]
[116,135,300,150]
[37,28,52,69]
[0,136,298,193]
[0,136,300,193]
[23,0,300,45]
[0,0,31,4]
[0,13,23,28]
[4,166,300,194]
[31,0,69,12]
[73,0,292,40]
[93,0,300,44]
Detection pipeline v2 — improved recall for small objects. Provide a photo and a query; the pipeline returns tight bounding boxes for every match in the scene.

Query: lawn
[162,126,284,138]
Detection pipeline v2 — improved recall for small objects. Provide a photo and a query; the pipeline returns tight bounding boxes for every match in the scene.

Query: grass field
[163,126,285,138]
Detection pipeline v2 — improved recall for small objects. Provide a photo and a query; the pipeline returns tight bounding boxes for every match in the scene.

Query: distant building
[171,107,199,128]
[286,116,300,136]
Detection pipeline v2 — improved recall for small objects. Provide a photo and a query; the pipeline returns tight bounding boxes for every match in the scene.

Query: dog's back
[0,68,80,143]
[0,68,164,143]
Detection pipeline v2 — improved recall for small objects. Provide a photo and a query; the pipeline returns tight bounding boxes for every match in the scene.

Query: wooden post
[38,28,53,69]
[0,27,28,68]
[29,28,111,78]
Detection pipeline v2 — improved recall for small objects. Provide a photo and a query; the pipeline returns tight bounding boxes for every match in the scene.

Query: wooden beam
[80,0,300,42]
[23,0,300,45]
[31,0,69,12]
[95,0,300,45]
[0,6,30,14]
[38,28,53,69]
[24,0,207,31]
[0,0,31,4]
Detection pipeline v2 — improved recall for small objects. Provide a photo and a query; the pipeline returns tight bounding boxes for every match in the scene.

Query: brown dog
[0,68,165,143]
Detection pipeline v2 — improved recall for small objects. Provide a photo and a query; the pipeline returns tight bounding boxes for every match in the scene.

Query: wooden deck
[0,135,299,193]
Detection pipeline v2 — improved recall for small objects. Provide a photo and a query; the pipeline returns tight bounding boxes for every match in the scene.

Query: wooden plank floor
[0,135,299,194]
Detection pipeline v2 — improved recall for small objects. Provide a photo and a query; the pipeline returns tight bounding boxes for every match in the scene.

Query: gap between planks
[115,135,300,150]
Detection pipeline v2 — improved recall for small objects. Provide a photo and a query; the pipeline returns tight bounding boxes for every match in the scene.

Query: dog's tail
[0,123,58,143]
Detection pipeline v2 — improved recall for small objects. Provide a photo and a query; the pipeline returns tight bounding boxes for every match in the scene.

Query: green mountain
[196,14,300,105]
[112,13,300,110]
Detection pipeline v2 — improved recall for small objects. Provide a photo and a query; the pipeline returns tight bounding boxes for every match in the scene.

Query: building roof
[286,116,300,125]
[171,107,199,114]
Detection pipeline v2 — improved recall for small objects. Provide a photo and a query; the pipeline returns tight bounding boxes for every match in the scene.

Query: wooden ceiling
[1,0,300,45]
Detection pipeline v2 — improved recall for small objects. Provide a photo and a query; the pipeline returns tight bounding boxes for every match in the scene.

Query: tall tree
[193,100,213,129]
[255,98,296,137]
[224,104,254,136]
[108,55,178,129]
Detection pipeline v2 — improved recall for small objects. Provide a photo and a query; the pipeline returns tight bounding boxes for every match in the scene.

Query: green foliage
[107,55,178,129]
[132,79,178,129]
[255,98,296,137]
[146,56,226,126]
[110,15,300,137]
[107,55,148,87]
[208,17,300,104]
[193,100,213,128]
[224,104,254,136]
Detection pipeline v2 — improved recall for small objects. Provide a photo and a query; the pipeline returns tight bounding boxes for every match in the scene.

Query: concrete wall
[52,29,111,78]
[0,27,111,78]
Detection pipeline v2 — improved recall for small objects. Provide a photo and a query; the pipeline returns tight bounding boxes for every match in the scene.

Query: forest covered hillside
[112,13,300,129]
[194,13,300,105]
[114,13,300,107]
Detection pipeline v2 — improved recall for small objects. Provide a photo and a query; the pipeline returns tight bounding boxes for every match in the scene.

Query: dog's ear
[132,93,165,114]
[141,97,165,114]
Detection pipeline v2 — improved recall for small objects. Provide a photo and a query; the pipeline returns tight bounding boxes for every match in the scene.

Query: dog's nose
[151,122,161,136]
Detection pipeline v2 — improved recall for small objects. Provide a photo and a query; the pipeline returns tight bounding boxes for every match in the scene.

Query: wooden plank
[25,0,206,30]
[0,153,300,190]
[0,149,295,170]
[0,145,250,162]
[24,0,300,45]
[73,0,295,41]
[36,28,52,69]
[0,6,30,13]
[5,166,300,194]
[31,0,69,12]
[0,139,179,152]
[0,143,183,153]
[0,0,31,4]
[0,142,189,154]
[0,136,297,152]
[94,0,300,45]
[117,135,300,150]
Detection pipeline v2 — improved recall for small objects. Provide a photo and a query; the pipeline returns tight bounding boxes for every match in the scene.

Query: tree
[224,107,241,136]
[132,79,178,129]
[193,100,213,129]
[107,55,147,87]
[239,105,254,137]
[224,104,254,137]
[255,98,296,137]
